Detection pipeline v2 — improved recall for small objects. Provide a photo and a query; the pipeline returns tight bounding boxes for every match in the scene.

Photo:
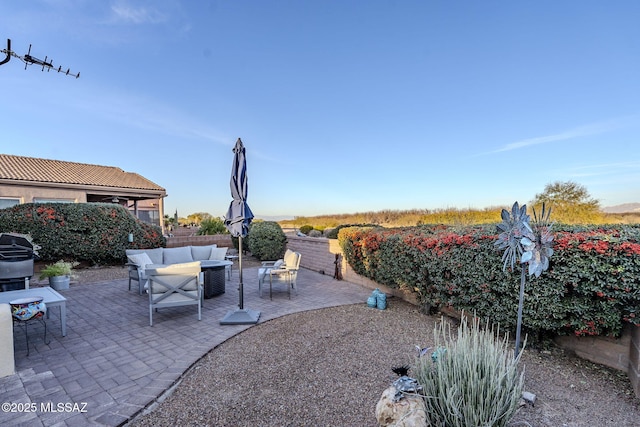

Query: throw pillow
[128,253,153,269]
[209,247,229,260]
[191,244,216,260]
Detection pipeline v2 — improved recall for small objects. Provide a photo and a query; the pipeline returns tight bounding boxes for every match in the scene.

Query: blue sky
[2,1,639,220]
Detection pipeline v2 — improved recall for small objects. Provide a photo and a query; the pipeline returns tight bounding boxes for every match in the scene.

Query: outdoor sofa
[126,245,228,294]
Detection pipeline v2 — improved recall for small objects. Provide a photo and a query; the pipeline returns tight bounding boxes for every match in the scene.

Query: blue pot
[376,292,387,310]
[367,294,377,308]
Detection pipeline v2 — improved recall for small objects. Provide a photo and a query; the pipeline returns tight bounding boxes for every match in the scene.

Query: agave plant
[495,201,554,357]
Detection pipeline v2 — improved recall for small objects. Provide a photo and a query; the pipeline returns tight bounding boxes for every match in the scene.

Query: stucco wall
[0,183,85,203]
[630,326,640,396]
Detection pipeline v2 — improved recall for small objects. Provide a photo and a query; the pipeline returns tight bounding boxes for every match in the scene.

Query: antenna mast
[1,38,80,78]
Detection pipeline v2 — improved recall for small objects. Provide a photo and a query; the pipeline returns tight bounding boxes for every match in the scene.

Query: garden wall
[286,234,640,398]
[286,235,419,305]
[631,327,640,397]
[165,234,233,248]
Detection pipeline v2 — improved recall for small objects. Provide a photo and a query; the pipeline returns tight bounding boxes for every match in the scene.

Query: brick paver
[0,267,369,426]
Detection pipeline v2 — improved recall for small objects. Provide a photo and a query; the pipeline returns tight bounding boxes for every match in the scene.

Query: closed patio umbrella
[220,138,260,325]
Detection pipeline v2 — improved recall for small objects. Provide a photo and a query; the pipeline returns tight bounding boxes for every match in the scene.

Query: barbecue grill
[0,233,37,291]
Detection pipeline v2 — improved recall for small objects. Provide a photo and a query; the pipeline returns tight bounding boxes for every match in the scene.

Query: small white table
[0,287,67,336]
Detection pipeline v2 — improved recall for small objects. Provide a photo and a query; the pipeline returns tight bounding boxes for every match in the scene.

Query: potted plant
[39,260,79,290]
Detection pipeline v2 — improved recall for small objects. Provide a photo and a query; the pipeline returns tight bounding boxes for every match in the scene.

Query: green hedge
[339,224,640,338]
[0,203,165,265]
[247,221,287,261]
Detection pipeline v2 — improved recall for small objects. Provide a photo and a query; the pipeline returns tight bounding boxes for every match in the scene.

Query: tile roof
[0,154,165,192]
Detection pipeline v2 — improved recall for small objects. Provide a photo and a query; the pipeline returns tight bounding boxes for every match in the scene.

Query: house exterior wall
[0,182,163,226]
[0,183,86,203]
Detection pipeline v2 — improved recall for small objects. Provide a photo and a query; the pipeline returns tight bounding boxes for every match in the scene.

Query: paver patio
[0,267,370,426]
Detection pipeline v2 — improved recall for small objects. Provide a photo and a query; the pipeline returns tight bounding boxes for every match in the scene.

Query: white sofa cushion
[283,250,299,269]
[163,247,194,264]
[191,244,217,261]
[209,247,228,260]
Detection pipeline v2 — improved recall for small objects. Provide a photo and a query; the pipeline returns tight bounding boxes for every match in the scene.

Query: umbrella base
[220,308,261,325]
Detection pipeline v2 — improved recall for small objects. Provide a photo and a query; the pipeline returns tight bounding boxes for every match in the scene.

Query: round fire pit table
[200,260,233,299]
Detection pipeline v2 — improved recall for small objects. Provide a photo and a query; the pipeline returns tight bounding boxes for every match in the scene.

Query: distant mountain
[603,203,640,213]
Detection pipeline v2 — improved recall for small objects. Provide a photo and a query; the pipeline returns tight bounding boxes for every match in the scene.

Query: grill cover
[0,233,35,290]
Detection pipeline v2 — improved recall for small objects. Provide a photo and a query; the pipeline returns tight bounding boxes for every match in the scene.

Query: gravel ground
[67,263,640,426]
[126,301,639,427]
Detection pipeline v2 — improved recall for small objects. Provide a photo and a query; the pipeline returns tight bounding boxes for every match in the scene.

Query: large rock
[375,385,427,426]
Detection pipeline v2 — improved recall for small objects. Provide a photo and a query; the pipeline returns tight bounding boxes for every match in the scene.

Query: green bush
[414,315,524,427]
[247,221,287,261]
[299,224,314,235]
[307,229,323,237]
[39,260,79,279]
[326,223,379,239]
[198,217,228,235]
[0,203,164,265]
[339,224,640,337]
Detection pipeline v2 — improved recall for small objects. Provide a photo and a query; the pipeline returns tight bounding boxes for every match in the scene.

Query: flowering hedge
[339,224,640,337]
[0,203,165,265]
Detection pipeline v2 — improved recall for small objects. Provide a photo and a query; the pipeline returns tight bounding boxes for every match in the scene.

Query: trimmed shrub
[326,223,379,239]
[339,224,640,337]
[308,229,323,237]
[0,202,164,265]
[247,221,287,261]
[299,224,314,235]
[414,315,524,427]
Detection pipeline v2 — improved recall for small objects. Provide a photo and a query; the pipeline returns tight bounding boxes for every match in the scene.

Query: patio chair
[264,251,301,300]
[126,250,157,295]
[258,249,295,293]
[146,262,202,326]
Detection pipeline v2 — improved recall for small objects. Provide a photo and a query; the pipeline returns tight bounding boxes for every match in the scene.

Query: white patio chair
[258,249,295,295]
[266,251,301,300]
[146,262,202,326]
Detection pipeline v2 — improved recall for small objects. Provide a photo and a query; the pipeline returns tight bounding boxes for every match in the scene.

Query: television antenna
[0,39,80,78]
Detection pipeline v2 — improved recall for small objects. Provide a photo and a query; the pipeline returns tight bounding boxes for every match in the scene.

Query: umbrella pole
[220,233,260,325]
[238,235,244,309]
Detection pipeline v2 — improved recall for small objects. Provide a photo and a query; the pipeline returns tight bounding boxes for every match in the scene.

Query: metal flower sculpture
[495,202,532,272]
[496,202,553,357]
[521,203,554,278]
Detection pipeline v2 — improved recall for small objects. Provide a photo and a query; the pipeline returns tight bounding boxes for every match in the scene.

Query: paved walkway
[0,267,370,426]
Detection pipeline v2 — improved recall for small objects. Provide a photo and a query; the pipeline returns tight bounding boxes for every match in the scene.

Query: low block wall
[286,236,420,305]
[554,326,632,372]
[286,234,639,398]
[165,235,233,249]
[630,326,640,396]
